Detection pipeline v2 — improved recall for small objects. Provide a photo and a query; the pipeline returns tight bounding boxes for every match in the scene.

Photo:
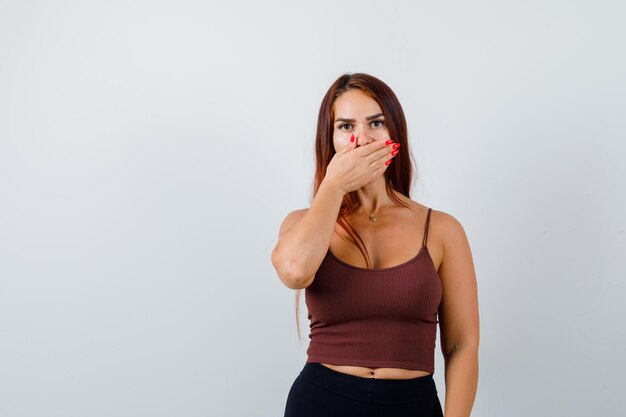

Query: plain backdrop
[1,1,625,416]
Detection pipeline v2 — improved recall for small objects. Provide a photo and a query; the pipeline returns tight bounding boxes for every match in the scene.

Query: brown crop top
[305,207,442,373]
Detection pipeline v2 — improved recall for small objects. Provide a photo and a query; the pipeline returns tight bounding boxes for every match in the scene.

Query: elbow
[443,341,479,360]
[271,248,314,290]
[283,274,314,290]
[277,268,314,290]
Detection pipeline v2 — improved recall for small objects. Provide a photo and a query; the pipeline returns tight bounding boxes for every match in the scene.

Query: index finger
[356,138,392,156]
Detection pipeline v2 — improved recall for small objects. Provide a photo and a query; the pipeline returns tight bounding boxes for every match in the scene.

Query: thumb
[340,134,357,153]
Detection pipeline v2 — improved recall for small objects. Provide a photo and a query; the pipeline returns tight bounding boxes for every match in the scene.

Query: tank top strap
[422,207,432,247]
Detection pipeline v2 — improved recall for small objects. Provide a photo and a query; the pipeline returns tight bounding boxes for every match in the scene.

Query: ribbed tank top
[305,207,442,373]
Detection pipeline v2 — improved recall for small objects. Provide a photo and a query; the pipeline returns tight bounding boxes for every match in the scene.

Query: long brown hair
[295,72,420,343]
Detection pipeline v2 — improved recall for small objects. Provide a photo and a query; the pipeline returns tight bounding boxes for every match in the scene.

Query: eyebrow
[335,112,385,123]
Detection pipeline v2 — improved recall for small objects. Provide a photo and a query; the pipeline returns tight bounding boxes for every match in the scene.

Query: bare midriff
[320,363,432,380]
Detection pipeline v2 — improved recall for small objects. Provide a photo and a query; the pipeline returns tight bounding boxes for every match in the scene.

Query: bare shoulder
[425,208,473,261]
[428,208,465,235]
[277,208,310,237]
[431,209,472,256]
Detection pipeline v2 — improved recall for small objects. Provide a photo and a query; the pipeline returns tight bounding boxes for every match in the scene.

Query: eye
[370,120,384,128]
[338,123,352,130]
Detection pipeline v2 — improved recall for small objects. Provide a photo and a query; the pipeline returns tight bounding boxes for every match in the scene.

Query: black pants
[284,362,444,417]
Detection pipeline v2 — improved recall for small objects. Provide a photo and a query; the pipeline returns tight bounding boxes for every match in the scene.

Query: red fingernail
[385,139,393,145]
[350,134,355,142]
[385,159,392,166]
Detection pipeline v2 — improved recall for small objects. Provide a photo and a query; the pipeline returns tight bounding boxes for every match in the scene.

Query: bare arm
[271,136,394,289]
[271,179,345,289]
[437,212,480,417]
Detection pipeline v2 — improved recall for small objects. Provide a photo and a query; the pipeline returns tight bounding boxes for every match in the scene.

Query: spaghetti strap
[422,207,432,247]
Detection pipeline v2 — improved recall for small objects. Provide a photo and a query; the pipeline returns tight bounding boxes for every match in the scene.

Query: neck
[355,177,393,214]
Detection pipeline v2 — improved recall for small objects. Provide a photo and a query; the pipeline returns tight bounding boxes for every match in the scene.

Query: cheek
[373,127,390,139]
[332,135,341,151]
[333,131,347,145]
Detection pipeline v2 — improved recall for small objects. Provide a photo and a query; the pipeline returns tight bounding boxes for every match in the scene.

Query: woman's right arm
[271,179,345,290]
[271,136,394,289]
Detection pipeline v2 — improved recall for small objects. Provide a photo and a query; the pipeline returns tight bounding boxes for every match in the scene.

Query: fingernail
[392,143,400,149]
[385,160,392,166]
[350,134,355,142]
[385,139,393,145]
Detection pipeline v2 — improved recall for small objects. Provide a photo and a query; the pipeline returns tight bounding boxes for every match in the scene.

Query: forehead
[333,90,382,118]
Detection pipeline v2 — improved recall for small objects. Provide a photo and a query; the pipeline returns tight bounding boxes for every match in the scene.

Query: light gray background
[1,1,624,416]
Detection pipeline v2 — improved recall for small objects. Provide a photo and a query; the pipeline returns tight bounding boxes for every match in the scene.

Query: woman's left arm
[437,212,480,417]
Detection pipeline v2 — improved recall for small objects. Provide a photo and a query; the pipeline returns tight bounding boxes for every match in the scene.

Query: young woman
[272,73,479,417]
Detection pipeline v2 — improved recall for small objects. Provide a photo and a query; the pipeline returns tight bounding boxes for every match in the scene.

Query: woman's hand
[324,134,398,195]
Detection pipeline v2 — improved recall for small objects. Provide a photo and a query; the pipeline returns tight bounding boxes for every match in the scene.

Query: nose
[355,130,374,147]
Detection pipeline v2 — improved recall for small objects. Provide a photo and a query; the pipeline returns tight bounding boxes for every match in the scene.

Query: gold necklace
[362,206,385,223]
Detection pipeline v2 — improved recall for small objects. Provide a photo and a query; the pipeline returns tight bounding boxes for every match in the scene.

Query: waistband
[298,362,438,405]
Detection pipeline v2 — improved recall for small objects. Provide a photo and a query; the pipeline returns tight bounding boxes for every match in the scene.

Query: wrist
[320,178,346,199]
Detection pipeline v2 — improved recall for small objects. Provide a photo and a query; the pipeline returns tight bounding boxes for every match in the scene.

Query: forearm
[273,179,344,283]
[442,345,479,417]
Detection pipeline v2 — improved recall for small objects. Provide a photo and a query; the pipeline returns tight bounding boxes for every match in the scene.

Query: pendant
[368,214,377,222]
